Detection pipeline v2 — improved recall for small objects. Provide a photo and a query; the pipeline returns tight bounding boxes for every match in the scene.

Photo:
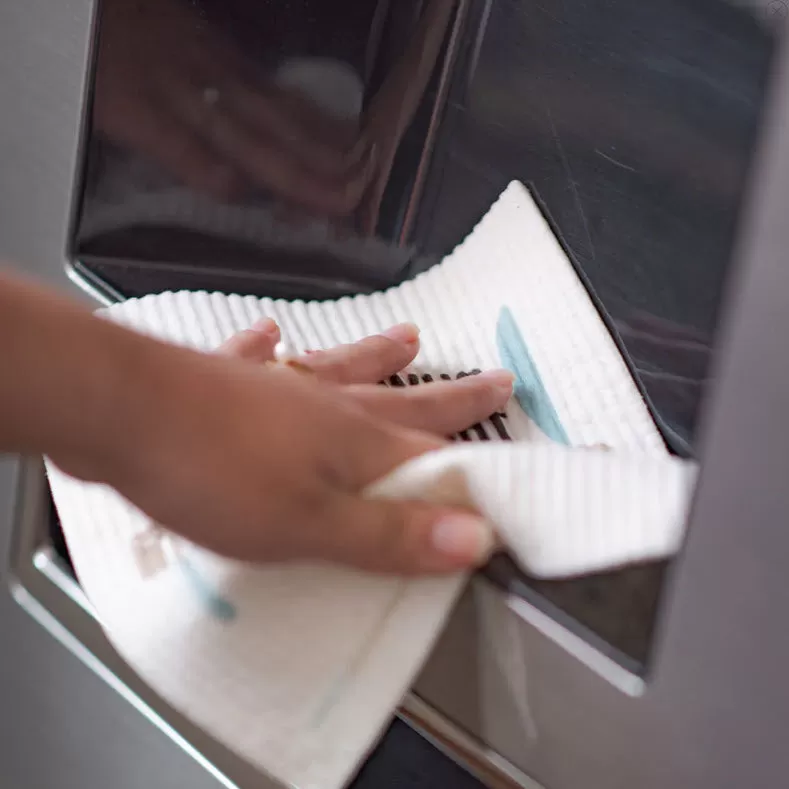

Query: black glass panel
[68,0,777,665]
[409,0,775,453]
[73,0,462,298]
[73,0,775,452]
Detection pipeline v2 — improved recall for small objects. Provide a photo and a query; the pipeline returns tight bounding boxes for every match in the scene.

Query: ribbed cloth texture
[47,182,695,789]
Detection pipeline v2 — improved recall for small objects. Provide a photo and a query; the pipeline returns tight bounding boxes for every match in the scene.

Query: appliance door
[3,2,783,789]
[0,3,502,789]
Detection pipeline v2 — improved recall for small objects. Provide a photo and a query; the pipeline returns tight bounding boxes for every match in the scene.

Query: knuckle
[217,330,254,358]
[377,503,433,573]
[303,345,352,383]
[359,336,403,374]
[455,376,496,414]
[466,379,497,414]
[323,336,407,384]
[366,503,416,568]
[411,389,446,425]
[271,483,331,557]
[407,379,495,434]
[327,348,356,384]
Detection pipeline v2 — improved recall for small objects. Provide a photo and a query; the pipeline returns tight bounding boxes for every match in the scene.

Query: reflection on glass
[71,0,776,665]
[84,0,459,241]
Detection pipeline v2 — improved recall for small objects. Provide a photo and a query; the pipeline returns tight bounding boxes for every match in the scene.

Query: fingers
[317,495,495,575]
[167,81,375,216]
[211,110,373,216]
[224,81,367,179]
[347,370,514,435]
[217,319,280,361]
[217,320,515,438]
[218,320,422,386]
[297,324,420,384]
[95,97,243,199]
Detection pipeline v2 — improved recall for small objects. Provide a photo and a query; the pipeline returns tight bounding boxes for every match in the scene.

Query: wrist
[0,271,214,490]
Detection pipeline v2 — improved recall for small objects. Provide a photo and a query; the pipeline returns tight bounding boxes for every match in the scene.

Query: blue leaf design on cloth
[175,553,237,622]
[496,306,570,445]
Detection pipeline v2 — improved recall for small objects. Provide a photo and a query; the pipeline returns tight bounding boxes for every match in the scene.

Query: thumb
[319,495,496,575]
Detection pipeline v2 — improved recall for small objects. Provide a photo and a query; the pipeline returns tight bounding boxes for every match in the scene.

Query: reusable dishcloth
[46,182,696,789]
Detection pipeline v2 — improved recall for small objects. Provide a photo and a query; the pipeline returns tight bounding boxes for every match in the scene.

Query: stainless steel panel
[5,2,789,789]
[0,2,226,787]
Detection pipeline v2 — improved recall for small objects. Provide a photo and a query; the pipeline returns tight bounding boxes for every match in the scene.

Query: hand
[0,271,510,575]
[94,0,373,214]
[218,318,512,435]
[97,320,514,575]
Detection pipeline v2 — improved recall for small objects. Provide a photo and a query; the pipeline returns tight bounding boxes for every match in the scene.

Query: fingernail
[477,369,516,395]
[431,515,495,565]
[383,323,420,345]
[252,318,280,339]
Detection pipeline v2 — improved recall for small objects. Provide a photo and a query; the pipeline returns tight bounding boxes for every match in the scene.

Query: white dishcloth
[46,182,695,789]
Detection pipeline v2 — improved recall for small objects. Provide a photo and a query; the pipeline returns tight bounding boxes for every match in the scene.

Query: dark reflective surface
[75,0,462,298]
[410,0,774,454]
[74,0,775,452]
[70,0,776,667]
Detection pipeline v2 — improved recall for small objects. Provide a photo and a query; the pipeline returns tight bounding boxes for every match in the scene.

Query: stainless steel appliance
[3,1,789,787]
